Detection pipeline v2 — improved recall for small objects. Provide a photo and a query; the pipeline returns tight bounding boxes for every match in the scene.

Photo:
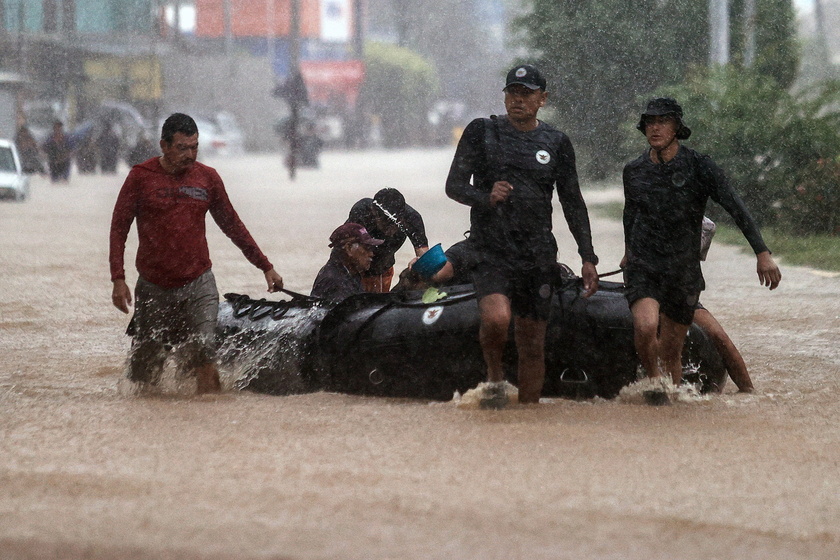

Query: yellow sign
[84,55,162,101]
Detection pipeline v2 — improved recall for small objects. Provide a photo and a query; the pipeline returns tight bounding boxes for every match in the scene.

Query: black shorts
[624,266,701,325]
[472,262,554,321]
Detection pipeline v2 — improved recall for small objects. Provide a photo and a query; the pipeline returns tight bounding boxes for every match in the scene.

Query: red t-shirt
[109,158,272,289]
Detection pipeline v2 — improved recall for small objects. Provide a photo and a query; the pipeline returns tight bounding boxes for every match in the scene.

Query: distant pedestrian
[42,121,72,183]
[98,123,120,174]
[15,124,44,174]
[75,134,98,174]
[126,132,158,168]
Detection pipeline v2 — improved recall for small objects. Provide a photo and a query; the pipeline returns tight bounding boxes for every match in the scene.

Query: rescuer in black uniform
[622,97,781,397]
[347,188,429,293]
[446,64,600,407]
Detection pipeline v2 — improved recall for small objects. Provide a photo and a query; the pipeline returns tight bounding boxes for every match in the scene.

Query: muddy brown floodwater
[1,149,839,560]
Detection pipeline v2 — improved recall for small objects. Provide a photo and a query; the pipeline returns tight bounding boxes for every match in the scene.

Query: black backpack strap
[482,115,504,180]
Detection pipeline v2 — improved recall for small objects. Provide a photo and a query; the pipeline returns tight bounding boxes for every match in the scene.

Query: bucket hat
[636,97,692,140]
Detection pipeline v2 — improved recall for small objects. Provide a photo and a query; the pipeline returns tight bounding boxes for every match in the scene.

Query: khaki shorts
[127,270,219,382]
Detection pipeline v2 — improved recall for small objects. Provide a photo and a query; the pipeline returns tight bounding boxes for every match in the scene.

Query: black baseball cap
[504,64,547,91]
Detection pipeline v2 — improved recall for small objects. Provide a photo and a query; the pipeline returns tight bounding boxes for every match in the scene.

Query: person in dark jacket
[347,188,429,293]
[446,64,600,407]
[42,121,72,183]
[15,124,44,174]
[621,97,781,401]
[312,223,384,303]
[98,123,121,174]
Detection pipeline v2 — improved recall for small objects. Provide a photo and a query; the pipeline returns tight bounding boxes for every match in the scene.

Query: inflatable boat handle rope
[280,287,323,302]
[597,268,623,279]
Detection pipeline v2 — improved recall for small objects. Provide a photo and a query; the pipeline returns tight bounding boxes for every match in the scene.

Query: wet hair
[161,113,198,143]
[373,188,406,217]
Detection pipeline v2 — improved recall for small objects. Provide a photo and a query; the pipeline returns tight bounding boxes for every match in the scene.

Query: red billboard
[300,60,365,109]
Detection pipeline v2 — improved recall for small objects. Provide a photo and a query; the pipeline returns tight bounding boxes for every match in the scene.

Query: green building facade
[2,0,155,35]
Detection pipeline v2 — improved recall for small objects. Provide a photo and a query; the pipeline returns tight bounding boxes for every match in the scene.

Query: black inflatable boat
[216,274,727,400]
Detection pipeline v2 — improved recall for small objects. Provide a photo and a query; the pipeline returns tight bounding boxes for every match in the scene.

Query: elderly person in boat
[311,223,384,303]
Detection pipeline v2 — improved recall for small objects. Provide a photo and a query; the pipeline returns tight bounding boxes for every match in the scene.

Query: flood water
[1,149,839,559]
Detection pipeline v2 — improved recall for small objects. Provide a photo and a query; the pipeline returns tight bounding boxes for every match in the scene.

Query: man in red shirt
[110,113,283,394]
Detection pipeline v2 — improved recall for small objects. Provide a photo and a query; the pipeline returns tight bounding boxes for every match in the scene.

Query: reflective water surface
[1,150,838,559]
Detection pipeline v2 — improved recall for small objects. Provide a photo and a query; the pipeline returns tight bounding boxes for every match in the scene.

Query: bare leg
[514,317,547,404]
[194,362,221,394]
[658,316,690,385]
[478,294,512,383]
[693,308,753,392]
[630,298,664,378]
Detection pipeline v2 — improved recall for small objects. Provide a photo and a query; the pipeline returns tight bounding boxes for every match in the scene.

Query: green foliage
[651,67,840,235]
[730,0,800,89]
[359,42,440,148]
[590,201,840,271]
[512,0,798,179]
[711,223,840,271]
[513,0,699,178]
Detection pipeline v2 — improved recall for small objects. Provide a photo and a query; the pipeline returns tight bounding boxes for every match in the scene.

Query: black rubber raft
[216,273,727,401]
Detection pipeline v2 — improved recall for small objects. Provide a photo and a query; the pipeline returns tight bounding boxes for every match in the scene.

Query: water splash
[217,305,327,394]
[618,375,710,405]
[453,381,519,409]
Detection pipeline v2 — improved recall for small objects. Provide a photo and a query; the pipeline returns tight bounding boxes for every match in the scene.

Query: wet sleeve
[622,164,639,252]
[703,158,769,254]
[404,206,428,248]
[208,171,274,272]
[554,134,599,265]
[445,119,492,209]
[108,172,139,281]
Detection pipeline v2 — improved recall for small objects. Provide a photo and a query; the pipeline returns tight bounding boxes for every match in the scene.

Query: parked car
[193,111,245,157]
[0,140,31,202]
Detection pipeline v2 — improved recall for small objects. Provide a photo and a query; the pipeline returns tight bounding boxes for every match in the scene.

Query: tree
[358,42,440,148]
[512,0,707,178]
[730,0,799,88]
[512,0,798,178]
[655,67,840,235]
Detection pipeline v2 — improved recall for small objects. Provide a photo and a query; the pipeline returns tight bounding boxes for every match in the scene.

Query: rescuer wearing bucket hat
[346,187,429,293]
[621,97,781,403]
[445,63,600,408]
[311,223,384,303]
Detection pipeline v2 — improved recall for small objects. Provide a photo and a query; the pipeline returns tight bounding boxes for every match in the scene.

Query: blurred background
[0,0,839,238]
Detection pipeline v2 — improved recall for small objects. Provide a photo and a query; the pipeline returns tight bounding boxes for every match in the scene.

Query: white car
[0,140,31,202]
[193,112,246,158]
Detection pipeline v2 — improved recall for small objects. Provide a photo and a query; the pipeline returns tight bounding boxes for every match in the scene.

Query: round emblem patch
[539,284,552,299]
[515,67,527,78]
[422,306,445,325]
[536,150,551,165]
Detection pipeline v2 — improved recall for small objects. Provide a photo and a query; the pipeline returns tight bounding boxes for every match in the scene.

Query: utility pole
[288,0,301,180]
[172,0,181,42]
[223,0,234,55]
[353,0,364,59]
[814,0,833,78]
[743,0,756,67]
[709,0,730,66]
